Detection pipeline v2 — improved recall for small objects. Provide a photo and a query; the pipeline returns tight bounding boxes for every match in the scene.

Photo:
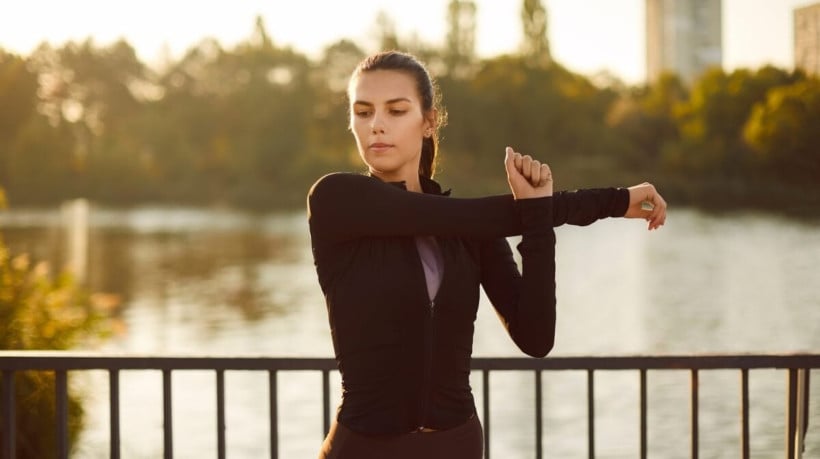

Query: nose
[370,112,385,134]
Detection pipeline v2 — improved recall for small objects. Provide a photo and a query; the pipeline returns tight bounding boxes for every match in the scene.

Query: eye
[389,109,407,115]
[354,110,372,118]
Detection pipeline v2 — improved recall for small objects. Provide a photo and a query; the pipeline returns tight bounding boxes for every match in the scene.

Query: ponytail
[420,136,437,179]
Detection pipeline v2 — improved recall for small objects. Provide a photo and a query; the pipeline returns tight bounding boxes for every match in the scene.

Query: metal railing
[0,352,816,459]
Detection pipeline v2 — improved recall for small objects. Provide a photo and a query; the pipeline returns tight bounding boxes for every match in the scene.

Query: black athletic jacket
[307,172,628,434]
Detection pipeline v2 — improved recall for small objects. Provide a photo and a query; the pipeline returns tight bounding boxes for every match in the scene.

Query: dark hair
[349,51,447,179]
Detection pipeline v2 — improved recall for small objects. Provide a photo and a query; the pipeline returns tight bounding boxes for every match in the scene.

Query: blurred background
[1,0,819,457]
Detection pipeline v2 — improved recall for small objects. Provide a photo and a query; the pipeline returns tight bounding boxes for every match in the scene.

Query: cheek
[350,120,366,143]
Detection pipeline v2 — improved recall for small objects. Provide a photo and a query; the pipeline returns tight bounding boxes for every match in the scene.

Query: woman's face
[349,69,432,184]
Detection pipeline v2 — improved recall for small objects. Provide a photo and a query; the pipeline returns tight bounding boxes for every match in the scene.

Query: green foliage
[0,50,39,191]
[1,371,84,459]
[0,14,818,216]
[0,254,106,350]
[743,79,820,184]
[0,207,113,457]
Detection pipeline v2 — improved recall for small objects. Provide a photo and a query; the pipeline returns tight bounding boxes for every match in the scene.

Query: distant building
[646,0,723,84]
[795,2,820,76]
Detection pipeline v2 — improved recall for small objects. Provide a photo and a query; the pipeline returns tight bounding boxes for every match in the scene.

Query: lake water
[1,205,819,458]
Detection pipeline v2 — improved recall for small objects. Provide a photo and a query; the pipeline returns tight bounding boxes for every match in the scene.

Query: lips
[369,142,393,152]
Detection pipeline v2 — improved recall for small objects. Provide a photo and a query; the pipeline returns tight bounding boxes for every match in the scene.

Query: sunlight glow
[0,0,809,84]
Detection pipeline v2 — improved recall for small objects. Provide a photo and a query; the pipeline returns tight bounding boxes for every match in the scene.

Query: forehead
[349,70,419,103]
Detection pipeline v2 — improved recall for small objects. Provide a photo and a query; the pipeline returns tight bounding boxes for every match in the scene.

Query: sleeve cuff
[515,196,554,237]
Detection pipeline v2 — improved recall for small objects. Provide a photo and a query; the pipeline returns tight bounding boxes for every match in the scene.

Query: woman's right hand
[504,146,553,200]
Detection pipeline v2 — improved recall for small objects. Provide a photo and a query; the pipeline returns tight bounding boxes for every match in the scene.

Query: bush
[1,190,114,458]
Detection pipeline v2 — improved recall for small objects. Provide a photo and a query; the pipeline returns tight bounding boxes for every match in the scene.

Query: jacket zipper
[418,298,436,431]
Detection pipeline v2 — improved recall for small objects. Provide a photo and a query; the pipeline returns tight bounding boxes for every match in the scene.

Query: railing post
[322,370,330,437]
[269,370,278,459]
[803,370,810,452]
[109,369,120,459]
[55,370,69,459]
[740,368,749,459]
[794,368,807,459]
[2,371,15,459]
[640,369,647,459]
[691,369,699,459]
[535,370,543,459]
[163,369,173,459]
[787,369,797,459]
[216,370,226,459]
[587,369,595,459]
[483,369,490,459]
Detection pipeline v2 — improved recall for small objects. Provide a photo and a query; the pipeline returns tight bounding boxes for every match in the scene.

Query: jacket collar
[370,173,452,196]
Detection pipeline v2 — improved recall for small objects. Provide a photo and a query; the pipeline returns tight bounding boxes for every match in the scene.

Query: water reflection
[1,205,818,457]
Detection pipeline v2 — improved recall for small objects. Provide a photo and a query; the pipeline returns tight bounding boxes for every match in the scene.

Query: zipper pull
[429,300,435,316]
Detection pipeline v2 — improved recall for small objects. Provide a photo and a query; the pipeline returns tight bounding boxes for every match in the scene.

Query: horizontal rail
[2,352,820,371]
[1,352,816,459]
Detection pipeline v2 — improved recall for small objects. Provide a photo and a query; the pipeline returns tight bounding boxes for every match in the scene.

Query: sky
[0,0,814,84]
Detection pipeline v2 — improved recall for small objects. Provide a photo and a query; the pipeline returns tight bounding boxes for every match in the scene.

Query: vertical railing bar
[801,370,810,455]
[2,371,15,459]
[535,370,543,459]
[109,369,121,459]
[740,368,749,459]
[794,369,807,459]
[269,370,278,459]
[0,370,17,459]
[163,369,173,459]
[216,369,226,459]
[483,369,490,459]
[691,369,699,459]
[640,369,647,459]
[55,370,69,459]
[787,368,797,459]
[587,369,595,459]
[322,370,330,436]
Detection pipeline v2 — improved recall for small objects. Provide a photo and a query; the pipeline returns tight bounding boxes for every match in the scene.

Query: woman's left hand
[625,182,667,230]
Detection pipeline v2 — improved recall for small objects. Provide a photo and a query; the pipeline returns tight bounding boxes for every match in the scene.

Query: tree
[607,73,687,167]
[0,50,39,190]
[444,0,478,78]
[743,79,820,184]
[520,0,552,67]
[374,11,400,51]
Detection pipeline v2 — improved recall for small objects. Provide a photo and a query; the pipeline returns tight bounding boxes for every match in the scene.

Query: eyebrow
[352,97,412,106]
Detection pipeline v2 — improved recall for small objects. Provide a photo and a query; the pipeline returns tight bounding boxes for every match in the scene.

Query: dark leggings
[318,415,483,459]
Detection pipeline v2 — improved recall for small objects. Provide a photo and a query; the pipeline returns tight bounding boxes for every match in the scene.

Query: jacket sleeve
[551,188,630,227]
[307,172,628,247]
[307,173,525,246]
[479,198,556,358]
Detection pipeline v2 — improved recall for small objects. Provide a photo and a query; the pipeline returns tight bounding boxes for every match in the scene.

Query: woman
[307,50,666,459]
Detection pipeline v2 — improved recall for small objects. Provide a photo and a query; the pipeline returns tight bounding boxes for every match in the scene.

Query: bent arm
[480,198,556,358]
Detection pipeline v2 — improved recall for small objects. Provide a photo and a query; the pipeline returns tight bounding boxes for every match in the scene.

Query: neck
[371,170,422,192]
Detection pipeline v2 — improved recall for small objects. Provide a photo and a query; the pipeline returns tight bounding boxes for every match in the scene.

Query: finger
[539,163,552,186]
[529,160,541,185]
[504,146,515,176]
[648,196,667,230]
[513,151,523,173]
[521,155,533,180]
[654,200,668,229]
